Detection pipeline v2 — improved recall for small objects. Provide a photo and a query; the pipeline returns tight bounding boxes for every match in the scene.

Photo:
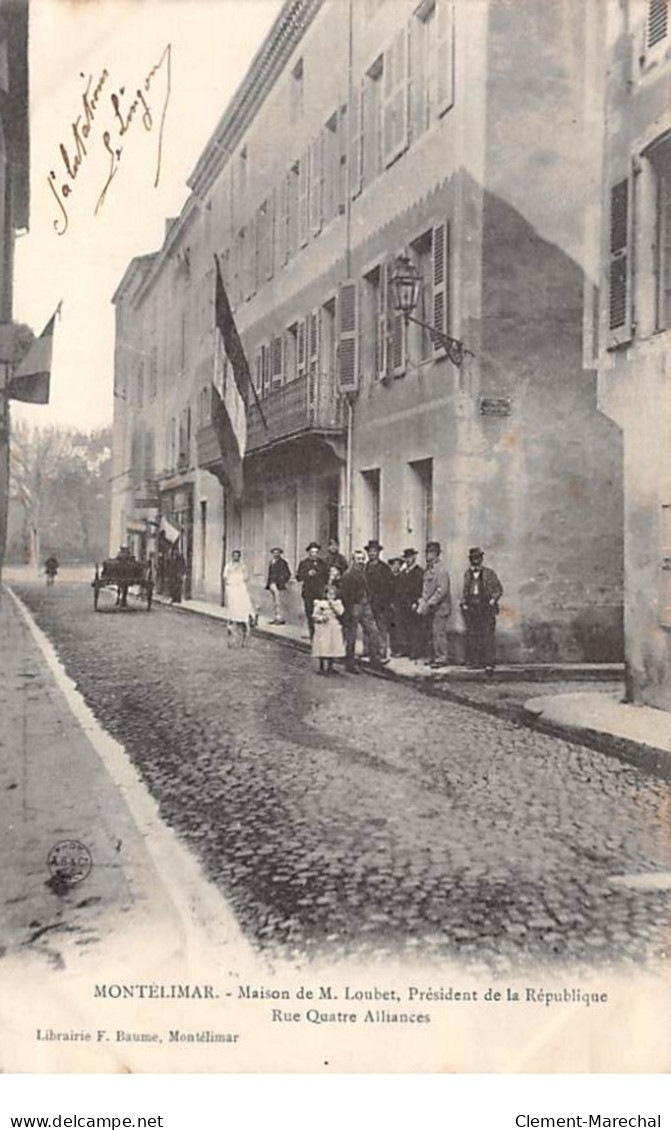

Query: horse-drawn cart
[92,555,154,611]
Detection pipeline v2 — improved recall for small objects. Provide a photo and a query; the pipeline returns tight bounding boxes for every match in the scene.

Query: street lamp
[390,253,473,367]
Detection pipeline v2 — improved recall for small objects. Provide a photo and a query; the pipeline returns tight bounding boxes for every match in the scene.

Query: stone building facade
[593,0,671,707]
[112,0,624,662]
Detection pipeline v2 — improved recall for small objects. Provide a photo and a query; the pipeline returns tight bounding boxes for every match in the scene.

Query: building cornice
[187,0,323,200]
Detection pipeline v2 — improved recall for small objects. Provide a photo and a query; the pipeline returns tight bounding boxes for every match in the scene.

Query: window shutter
[386,261,406,377]
[432,220,450,354]
[608,178,632,345]
[382,42,395,165]
[299,151,309,247]
[648,0,669,48]
[278,175,288,267]
[262,342,271,397]
[297,319,307,379]
[271,335,284,388]
[376,264,388,380]
[338,280,359,391]
[255,347,264,395]
[350,81,363,199]
[339,103,348,214]
[308,309,320,421]
[436,0,455,117]
[267,191,275,281]
[310,136,323,236]
[383,29,409,167]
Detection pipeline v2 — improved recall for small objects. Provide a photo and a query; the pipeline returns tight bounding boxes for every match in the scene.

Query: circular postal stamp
[47,840,93,886]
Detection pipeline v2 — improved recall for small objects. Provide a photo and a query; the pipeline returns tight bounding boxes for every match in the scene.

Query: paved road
[12,580,671,972]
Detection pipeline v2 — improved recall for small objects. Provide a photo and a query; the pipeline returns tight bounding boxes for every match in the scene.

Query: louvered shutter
[376,265,388,380]
[299,151,309,247]
[267,191,275,281]
[350,81,363,198]
[436,0,455,117]
[278,176,288,267]
[648,0,669,47]
[432,220,450,355]
[338,281,359,391]
[386,261,406,377]
[266,343,272,396]
[383,29,409,167]
[255,347,264,395]
[608,178,632,345]
[310,136,323,236]
[297,319,307,379]
[308,310,320,421]
[339,103,348,214]
[271,335,284,388]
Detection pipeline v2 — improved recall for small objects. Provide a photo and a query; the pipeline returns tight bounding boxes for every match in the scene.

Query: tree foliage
[8,423,112,565]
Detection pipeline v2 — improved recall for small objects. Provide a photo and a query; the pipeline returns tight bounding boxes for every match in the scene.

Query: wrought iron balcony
[246,371,344,453]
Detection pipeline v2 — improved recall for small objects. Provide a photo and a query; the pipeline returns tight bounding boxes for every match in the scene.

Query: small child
[311,580,345,675]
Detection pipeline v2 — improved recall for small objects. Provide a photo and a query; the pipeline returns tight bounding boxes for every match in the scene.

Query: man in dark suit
[364,539,394,662]
[460,546,503,673]
[340,550,384,672]
[323,538,349,579]
[265,547,291,624]
[397,547,425,659]
[296,541,329,640]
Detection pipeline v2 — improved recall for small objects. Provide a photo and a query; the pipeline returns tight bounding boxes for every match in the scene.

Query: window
[655,152,671,329]
[322,113,339,225]
[310,136,323,236]
[414,0,455,131]
[383,28,409,167]
[322,297,337,395]
[361,469,381,542]
[298,152,309,248]
[363,265,387,381]
[648,0,669,49]
[363,56,383,187]
[270,335,284,388]
[338,104,348,215]
[408,458,433,547]
[287,161,299,258]
[410,230,433,360]
[661,504,671,626]
[256,197,274,287]
[285,322,299,382]
[291,57,304,123]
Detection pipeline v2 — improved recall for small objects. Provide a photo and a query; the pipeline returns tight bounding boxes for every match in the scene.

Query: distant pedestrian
[323,537,349,579]
[364,540,394,662]
[397,548,425,659]
[223,549,256,646]
[168,546,187,604]
[387,557,404,656]
[340,550,384,673]
[460,547,503,673]
[296,541,329,641]
[311,579,345,675]
[417,541,452,668]
[265,546,291,624]
[44,555,59,587]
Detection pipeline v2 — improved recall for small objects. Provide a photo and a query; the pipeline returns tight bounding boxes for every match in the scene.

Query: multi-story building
[112,0,624,662]
[0,0,30,571]
[593,0,671,708]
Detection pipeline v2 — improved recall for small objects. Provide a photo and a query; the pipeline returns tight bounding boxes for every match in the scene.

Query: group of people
[261,537,504,676]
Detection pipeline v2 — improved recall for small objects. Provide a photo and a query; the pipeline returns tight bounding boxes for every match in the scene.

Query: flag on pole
[9,308,59,405]
[210,256,251,500]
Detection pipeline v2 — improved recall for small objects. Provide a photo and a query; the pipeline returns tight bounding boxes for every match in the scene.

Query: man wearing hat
[387,556,404,656]
[296,541,329,640]
[340,549,384,672]
[416,541,452,667]
[397,547,425,659]
[460,547,503,672]
[323,537,349,580]
[364,540,394,661]
[265,546,291,624]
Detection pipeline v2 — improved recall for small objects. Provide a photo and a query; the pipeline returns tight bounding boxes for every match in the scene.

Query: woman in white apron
[223,550,256,646]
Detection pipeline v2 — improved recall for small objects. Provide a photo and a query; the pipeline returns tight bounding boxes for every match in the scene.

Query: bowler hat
[270,546,283,554]
[388,556,403,566]
[426,541,441,554]
[403,547,418,558]
[364,539,383,551]
[469,546,484,560]
[305,541,321,551]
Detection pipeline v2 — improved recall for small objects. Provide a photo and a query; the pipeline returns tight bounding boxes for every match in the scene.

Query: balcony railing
[246,371,344,453]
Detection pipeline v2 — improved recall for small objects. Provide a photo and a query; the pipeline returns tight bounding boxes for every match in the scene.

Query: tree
[8,424,112,568]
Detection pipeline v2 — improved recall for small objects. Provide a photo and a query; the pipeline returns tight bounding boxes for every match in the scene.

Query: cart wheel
[146,583,153,611]
[93,583,100,611]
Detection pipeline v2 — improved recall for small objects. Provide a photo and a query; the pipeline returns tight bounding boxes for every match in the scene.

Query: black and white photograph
[1,0,670,1076]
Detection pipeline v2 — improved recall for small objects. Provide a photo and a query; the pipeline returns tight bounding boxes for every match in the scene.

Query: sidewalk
[155,593,671,770]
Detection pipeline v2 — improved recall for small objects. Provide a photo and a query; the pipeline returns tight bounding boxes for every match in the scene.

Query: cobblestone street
[11,581,671,973]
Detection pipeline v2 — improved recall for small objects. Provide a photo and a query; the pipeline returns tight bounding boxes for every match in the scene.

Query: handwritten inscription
[47,44,172,235]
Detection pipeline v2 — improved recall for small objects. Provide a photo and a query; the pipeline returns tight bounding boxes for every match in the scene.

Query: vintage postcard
[0,0,670,1075]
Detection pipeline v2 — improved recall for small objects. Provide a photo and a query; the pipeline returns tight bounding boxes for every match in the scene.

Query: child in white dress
[311,579,345,675]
